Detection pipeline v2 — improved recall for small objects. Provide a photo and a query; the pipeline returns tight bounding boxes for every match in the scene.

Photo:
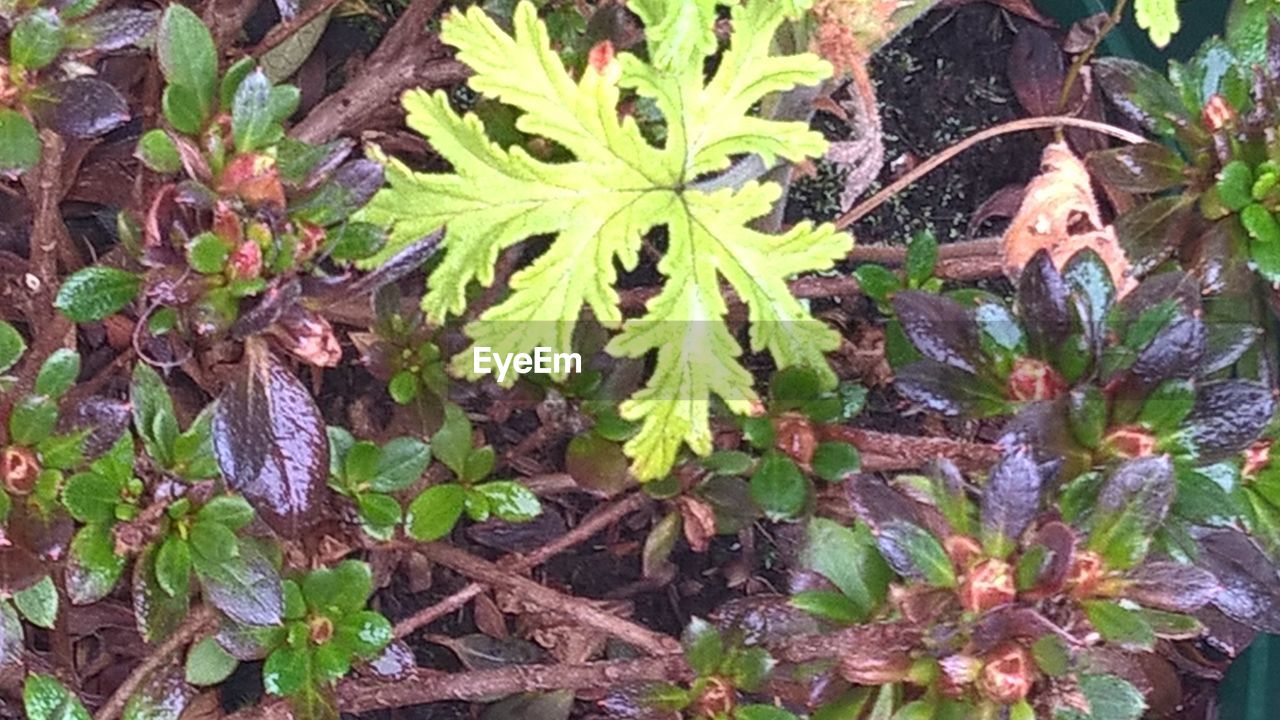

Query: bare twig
[228,656,693,719]
[415,542,681,656]
[834,116,1147,230]
[393,491,652,638]
[290,0,469,142]
[819,425,1002,473]
[94,606,218,720]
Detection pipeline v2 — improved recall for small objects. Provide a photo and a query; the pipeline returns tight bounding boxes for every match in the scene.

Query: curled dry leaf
[1001,142,1135,296]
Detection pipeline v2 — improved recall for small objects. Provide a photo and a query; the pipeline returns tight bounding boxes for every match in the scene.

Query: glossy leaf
[54,267,141,322]
[371,437,430,492]
[1123,561,1219,612]
[1094,57,1189,136]
[35,349,79,398]
[66,524,126,604]
[0,601,20,668]
[406,483,466,541]
[1195,529,1280,633]
[195,539,283,627]
[980,447,1043,557]
[874,520,956,588]
[232,70,274,153]
[1086,143,1185,194]
[893,360,1005,417]
[1082,600,1155,650]
[749,451,808,520]
[134,544,189,643]
[474,481,541,522]
[71,8,159,51]
[1184,380,1276,458]
[1087,456,1174,569]
[24,675,90,720]
[156,5,217,121]
[1017,250,1071,355]
[13,575,58,628]
[891,291,980,373]
[31,78,130,139]
[800,518,891,619]
[131,362,180,469]
[213,339,328,538]
[121,661,193,720]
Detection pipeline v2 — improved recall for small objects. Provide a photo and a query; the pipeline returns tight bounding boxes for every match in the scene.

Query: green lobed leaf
[1135,0,1180,48]
[681,617,724,676]
[55,267,141,322]
[357,0,841,481]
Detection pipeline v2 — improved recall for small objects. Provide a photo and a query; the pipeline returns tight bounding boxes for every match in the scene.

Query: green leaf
[162,84,206,135]
[327,223,387,262]
[55,267,141,322]
[771,366,823,410]
[406,483,466,541]
[66,524,126,604]
[62,471,124,523]
[800,519,891,619]
[463,446,496,483]
[220,57,256,109]
[131,362,180,468]
[136,129,183,173]
[1066,674,1146,720]
[35,349,79,398]
[1087,457,1174,569]
[186,636,239,686]
[190,520,241,564]
[854,264,902,305]
[1134,0,1180,48]
[371,437,431,492]
[10,395,58,446]
[358,0,840,481]
[187,232,231,274]
[343,441,381,485]
[23,674,91,720]
[0,109,40,176]
[474,480,541,522]
[681,617,724,676]
[1217,161,1255,212]
[749,451,808,520]
[194,538,283,626]
[155,535,192,597]
[432,405,473,478]
[133,544,190,643]
[1068,386,1108,449]
[263,646,310,696]
[356,493,401,539]
[156,4,217,121]
[790,589,865,624]
[464,488,491,522]
[334,610,392,658]
[628,0,725,71]
[312,641,351,683]
[738,706,798,720]
[232,70,274,153]
[1243,204,1280,245]
[302,559,372,616]
[0,320,26,374]
[1138,379,1195,434]
[811,442,860,483]
[10,9,65,71]
[1082,600,1156,651]
[14,576,58,629]
[905,231,938,287]
[1032,634,1071,677]
[284,579,306,620]
[197,495,256,530]
[875,520,956,588]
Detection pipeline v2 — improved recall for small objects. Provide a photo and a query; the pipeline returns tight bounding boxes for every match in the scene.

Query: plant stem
[393,491,652,638]
[93,606,218,720]
[833,116,1147,231]
[1057,0,1130,114]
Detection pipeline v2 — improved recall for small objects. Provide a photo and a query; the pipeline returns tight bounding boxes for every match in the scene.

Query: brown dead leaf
[1001,142,1135,295]
[678,496,716,553]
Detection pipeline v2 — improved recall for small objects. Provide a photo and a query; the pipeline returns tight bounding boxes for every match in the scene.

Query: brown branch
[93,606,218,720]
[290,0,470,143]
[819,425,1001,473]
[250,0,345,57]
[394,491,652,638]
[229,656,693,719]
[201,0,260,51]
[415,542,681,656]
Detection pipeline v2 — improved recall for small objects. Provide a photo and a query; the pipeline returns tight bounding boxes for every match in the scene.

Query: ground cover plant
[6,0,1280,719]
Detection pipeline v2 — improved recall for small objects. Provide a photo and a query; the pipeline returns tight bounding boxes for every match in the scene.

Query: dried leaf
[213,338,327,538]
[1001,142,1134,296]
[1008,24,1064,117]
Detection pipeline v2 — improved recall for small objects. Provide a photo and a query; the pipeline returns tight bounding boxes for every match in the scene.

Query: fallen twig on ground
[94,606,218,720]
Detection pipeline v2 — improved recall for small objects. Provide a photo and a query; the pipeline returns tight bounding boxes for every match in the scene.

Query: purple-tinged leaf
[1087,456,1175,569]
[120,659,194,720]
[1114,197,1196,276]
[30,78,129,139]
[1021,521,1074,598]
[133,544,188,643]
[1198,323,1259,376]
[290,160,384,226]
[980,447,1044,556]
[1017,250,1071,354]
[971,606,1066,655]
[891,291,981,373]
[1007,24,1064,117]
[846,476,923,532]
[873,520,955,588]
[365,641,415,680]
[1086,143,1186,194]
[1094,57,1190,136]
[213,338,327,538]
[1195,529,1280,634]
[1123,562,1219,612]
[0,601,20,669]
[1184,381,1276,459]
[0,546,43,596]
[894,360,1006,417]
[1130,312,1205,385]
[709,595,821,646]
[69,8,158,51]
[195,539,283,627]
[1062,248,1115,350]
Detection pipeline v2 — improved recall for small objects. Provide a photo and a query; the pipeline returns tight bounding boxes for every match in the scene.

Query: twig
[393,491,651,638]
[819,425,1001,473]
[94,606,218,720]
[1057,0,1129,114]
[834,116,1147,230]
[250,0,345,57]
[227,656,693,719]
[414,542,681,656]
[290,0,468,142]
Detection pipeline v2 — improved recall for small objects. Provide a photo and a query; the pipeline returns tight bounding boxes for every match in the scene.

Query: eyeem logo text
[473,347,582,383]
